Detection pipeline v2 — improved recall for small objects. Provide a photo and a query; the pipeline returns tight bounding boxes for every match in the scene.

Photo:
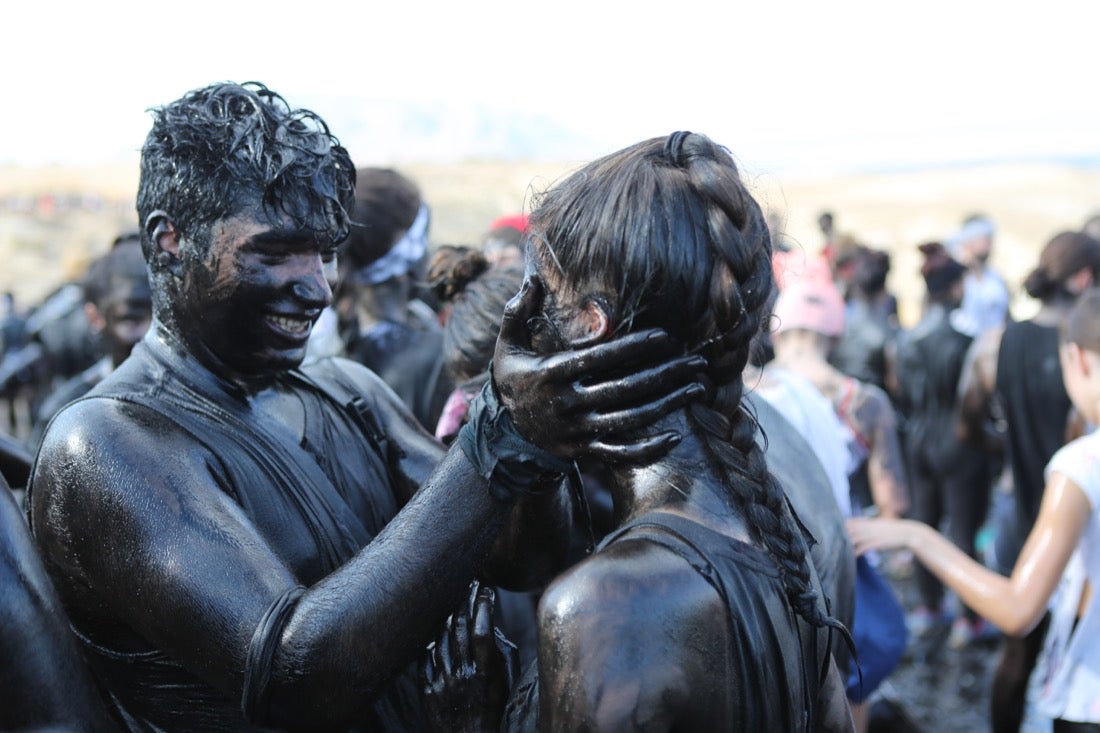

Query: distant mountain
[5,91,1097,176]
[320,99,1100,176]
[309,97,610,165]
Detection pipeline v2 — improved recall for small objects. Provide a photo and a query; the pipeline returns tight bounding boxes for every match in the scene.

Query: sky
[3,0,1099,176]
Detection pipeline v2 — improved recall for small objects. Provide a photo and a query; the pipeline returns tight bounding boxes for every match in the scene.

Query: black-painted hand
[492,276,705,464]
[421,580,519,733]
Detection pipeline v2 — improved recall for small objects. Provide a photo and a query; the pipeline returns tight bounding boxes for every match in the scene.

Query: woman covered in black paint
[484,132,853,731]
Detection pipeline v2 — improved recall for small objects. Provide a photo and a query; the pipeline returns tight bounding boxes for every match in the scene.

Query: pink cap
[771,252,845,337]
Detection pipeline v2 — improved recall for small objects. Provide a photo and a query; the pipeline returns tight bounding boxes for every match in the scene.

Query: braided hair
[528,132,845,635]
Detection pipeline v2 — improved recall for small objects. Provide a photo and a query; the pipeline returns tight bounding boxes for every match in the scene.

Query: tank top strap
[599,510,822,731]
[597,511,733,604]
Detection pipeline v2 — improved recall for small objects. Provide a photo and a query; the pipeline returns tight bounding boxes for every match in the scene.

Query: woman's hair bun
[428,245,490,303]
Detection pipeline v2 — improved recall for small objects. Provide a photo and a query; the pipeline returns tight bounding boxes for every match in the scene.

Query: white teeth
[268,315,310,334]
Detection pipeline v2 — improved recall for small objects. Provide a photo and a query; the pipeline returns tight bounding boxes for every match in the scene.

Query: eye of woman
[525,311,566,353]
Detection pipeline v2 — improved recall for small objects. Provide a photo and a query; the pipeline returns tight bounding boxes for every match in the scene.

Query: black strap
[455,380,572,503]
[241,585,306,723]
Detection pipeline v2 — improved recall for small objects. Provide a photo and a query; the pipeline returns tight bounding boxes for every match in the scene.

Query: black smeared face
[100,273,152,366]
[522,242,580,355]
[176,207,337,379]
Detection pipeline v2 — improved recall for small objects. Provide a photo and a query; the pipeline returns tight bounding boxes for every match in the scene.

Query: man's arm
[345,360,574,590]
[30,398,519,729]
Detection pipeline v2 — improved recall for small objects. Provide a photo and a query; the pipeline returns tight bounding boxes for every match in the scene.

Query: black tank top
[503,511,832,732]
[894,307,976,467]
[53,338,427,731]
[996,320,1071,528]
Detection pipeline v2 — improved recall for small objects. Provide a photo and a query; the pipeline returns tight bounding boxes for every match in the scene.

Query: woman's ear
[568,297,612,348]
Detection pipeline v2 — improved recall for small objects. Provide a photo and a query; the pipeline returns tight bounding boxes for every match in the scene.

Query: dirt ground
[868,548,1052,733]
[870,551,998,732]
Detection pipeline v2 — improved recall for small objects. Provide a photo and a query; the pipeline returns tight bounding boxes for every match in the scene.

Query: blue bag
[847,554,909,703]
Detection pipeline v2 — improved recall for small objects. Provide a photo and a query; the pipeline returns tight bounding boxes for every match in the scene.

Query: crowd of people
[0,80,1098,732]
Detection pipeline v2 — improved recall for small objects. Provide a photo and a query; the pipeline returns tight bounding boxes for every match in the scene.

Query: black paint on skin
[25,82,700,731]
[492,133,854,731]
[0,477,114,732]
[28,237,153,450]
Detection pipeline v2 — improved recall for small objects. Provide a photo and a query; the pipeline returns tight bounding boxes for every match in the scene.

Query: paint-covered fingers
[471,584,519,706]
[536,328,684,382]
[470,582,494,678]
[495,276,544,353]
[574,354,707,410]
[586,432,685,464]
[420,580,517,732]
[492,317,705,462]
[566,377,705,464]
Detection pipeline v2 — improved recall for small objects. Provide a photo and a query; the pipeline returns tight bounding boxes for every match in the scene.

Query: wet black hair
[136,81,355,264]
[528,131,844,636]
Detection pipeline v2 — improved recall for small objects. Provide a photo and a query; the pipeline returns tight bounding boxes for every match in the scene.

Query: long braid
[528,131,849,638]
[663,134,847,637]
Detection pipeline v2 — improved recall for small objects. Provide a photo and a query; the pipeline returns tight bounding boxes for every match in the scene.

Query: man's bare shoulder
[39,395,192,457]
[32,396,212,516]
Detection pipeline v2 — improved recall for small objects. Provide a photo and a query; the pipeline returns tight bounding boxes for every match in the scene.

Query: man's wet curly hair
[136,81,356,260]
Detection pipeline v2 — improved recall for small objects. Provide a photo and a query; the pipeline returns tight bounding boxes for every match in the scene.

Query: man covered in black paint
[25,82,700,731]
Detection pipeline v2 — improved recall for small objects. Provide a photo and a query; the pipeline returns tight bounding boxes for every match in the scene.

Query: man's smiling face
[176,203,338,379]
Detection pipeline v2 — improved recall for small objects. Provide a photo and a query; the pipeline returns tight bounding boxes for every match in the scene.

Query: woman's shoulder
[1047,429,1100,507]
[539,532,722,630]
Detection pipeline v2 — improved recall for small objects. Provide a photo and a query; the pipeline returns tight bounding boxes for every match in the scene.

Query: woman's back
[895,307,973,418]
[507,508,841,731]
[997,319,1073,525]
[503,131,852,732]
[894,307,976,472]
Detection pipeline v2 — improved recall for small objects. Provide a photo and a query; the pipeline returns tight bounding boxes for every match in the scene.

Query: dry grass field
[2,158,1098,328]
